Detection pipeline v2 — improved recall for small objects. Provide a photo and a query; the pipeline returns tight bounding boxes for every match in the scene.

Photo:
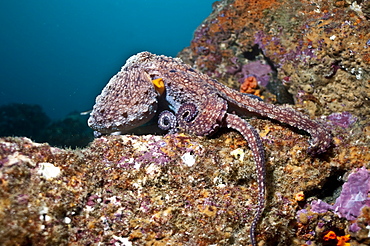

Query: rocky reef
[178,0,370,118]
[1,116,369,245]
[1,0,370,245]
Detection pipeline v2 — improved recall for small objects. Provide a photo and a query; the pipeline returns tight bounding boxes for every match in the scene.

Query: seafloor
[1,0,370,245]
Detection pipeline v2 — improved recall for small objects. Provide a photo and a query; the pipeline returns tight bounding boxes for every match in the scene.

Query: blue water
[0,0,214,119]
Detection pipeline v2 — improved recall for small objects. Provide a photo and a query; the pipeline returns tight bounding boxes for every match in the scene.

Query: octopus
[88,52,332,246]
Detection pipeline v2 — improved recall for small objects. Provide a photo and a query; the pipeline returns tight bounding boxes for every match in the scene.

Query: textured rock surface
[1,0,370,245]
[178,0,370,118]
[1,114,369,245]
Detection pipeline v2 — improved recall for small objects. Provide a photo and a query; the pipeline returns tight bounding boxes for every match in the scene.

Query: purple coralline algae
[334,167,370,220]
[226,58,273,86]
[310,199,334,214]
[240,61,273,87]
[311,167,370,221]
[327,111,358,129]
[2,0,370,245]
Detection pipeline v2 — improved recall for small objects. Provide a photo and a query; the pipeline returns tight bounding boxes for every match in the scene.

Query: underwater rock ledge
[1,115,369,245]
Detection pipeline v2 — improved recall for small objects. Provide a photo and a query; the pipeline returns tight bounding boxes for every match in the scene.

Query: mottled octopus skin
[88,51,332,246]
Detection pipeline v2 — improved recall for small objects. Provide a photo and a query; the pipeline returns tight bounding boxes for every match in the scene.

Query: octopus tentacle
[224,113,266,246]
[207,79,332,155]
[158,110,177,132]
[175,97,227,136]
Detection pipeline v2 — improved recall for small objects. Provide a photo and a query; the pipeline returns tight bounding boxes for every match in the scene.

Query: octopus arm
[224,113,266,246]
[208,79,332,155]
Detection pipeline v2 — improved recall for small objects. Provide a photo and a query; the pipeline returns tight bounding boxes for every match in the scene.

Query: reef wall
[1,0,370,245]
[179,0,370,118]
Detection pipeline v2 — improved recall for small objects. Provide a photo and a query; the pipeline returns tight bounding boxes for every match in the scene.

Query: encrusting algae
[1,0,370,245]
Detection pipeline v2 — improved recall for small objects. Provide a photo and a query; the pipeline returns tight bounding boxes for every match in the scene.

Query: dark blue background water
[0,0,213,120]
